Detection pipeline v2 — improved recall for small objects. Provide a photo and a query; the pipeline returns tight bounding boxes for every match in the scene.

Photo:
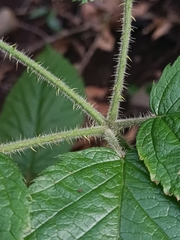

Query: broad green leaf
[0,46,84,181]
[24,148,180,239]
[121,150,180,240]
[25,148,123,240]
[137,56,180,199]
[0,153,29,240]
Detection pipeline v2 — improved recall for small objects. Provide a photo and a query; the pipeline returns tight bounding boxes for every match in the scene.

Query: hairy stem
[104,128,125,159]
[0,126,105,154]
[0,39,106,125]
[115,114,154,128]
[107,0,133,122]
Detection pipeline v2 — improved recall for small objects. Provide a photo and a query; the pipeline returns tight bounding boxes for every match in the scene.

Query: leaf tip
[150,173,159,185]
[138,154,143,161]
[176,195,180,201]
[163,186,172,196]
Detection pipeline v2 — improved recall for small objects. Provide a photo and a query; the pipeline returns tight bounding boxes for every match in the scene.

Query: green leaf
[0,153,29,240]
[137,56,180,198]
[47,11,61,32]
[121,150,180,240]
[0,46,84,181]
[29,7,49,19]
[150,56,180,115]
[25,148,123,239]
[24,148,180,239]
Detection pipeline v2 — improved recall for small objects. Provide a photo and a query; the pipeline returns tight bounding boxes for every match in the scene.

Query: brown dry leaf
[92,0,121,13]
[52,39,69,55]
[137,1,180,40]
[143,17,172,40]
[80,3,102,35]
[72,86,109,151]
[130,86,149,109]
[85,86,109,116]
[124,126,137,144]
[97,27,115,52]
[95,102,109,116]
[85,86,108,100]
[81,3,99,22]
[91,0,122,24]
[0,8,19,37]
[151,18,172,40]
[72,138,92,151]
[132,2,150,18]
[81,0,122,28]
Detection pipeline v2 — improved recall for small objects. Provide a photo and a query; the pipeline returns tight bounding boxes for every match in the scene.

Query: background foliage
[0,46,84,181]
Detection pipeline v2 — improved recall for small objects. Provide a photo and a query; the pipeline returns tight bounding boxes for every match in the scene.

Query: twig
[26,22,93,53]
[78,34,100,74]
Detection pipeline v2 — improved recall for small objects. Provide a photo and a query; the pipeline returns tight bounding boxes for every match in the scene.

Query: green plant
[0,46,85,183]
[0,0,180,239]
[29,7,61,32]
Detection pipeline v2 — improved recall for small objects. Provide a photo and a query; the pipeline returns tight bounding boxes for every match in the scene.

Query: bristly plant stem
[104,128,125,158]
[0,126,105,154]
[0,0,137,156]
[0,40,106,125]
[115,114,155,128]
[107,0,133,123]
